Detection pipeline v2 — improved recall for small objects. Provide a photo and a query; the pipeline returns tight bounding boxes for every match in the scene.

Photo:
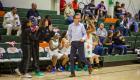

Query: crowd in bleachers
[0,0,140,78]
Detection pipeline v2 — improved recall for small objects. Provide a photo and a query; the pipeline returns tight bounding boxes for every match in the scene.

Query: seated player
[48,33,69,73]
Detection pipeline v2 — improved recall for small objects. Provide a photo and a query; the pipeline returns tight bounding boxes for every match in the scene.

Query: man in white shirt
[67,14,92,77]
[3,7,21,36]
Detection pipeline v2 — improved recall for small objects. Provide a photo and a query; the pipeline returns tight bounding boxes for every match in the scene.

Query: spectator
[96,23,107,44]
[92,30,104,56]
[97,1,107,18]
[134,14,139,22]
[64,3,75,24]
[109,24,115,33]
[3,7,21,36]
[114,1,122,18]
[60,0,66,12]
[103,31,114,55]
[71,0,79,12]
[0,1,3,11]
[128,13,139,32]
[39,15,54,42]
[121,3,127,15]
[82,4,96,21]
[112,30,127,55]
[27,3,41,20]
[117,15,129,36]
[87,0,97,19]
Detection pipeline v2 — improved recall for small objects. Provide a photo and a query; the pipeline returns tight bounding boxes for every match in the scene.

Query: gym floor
[0,64,140,80]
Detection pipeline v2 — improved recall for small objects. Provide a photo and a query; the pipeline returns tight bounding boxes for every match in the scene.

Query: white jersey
[84,34,93,58]
[48,39,63,59]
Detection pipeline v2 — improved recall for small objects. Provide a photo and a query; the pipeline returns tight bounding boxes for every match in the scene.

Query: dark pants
[31,41,40,72]
[99,37,105,44]
[115,13,123,18]
[19,42,40,74]
[113,44,127,55]
[93,45,104,56]
[70,41,91,73]
[20,44,32,74]
[119,26,130,36]
[108,45,114,55]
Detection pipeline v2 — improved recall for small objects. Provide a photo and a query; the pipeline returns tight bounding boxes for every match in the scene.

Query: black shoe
[69,73,76,77]
[88,66,92,75]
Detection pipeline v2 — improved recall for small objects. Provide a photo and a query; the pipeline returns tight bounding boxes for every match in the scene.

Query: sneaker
[74,65,82,71]
[83,65,88,71]
[15,68,22,76]
[22,73,32,78]
[59,66,65,72]
[51,68,56,74]
[69,72,76,77]
[35,71,44,77]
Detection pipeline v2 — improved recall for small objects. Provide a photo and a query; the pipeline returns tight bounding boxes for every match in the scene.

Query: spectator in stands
[96,23,107,44]
[97,1,107,18]
[92,30,104,56]
[109,24,115,33]
[27,3,41,20]
[3,7,21,36]
[117,15,129,36]
[87,0,97,19]
[127,13,139,32]
[82,5,92,21]
[134,14,140,22]
[0,1,3,11]
[103,31,114,55]
[82,1,96,22]
[112,30,127,55]
[71,0,79,13]
[121,3,127,15]
[114,1,122,18]
[64,3,75,24]
[60,0,66,12]
[134,14,140,32]
[39,15,54,42]
[49,33,69,73]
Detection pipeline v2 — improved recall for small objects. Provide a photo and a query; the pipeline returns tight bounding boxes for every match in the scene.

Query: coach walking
[67,14,92,77]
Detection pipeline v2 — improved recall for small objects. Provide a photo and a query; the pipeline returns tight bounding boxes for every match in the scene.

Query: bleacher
[0,7,139,71]
[0,7,68,35]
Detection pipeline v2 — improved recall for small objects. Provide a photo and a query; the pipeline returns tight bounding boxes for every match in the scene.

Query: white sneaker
[15,68,22,76]
[22,73,32,78]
